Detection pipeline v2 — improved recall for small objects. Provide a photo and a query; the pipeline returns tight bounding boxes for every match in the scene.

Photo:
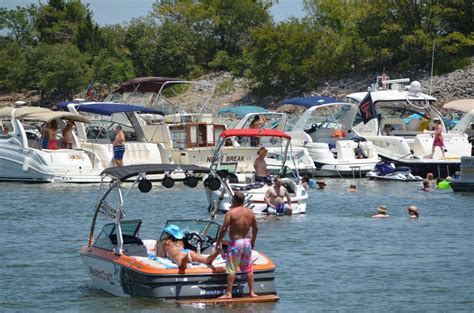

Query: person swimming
[372,205,389,218]
[407,205,419,218]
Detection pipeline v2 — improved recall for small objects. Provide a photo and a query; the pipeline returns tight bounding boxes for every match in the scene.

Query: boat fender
[22,156,31,172]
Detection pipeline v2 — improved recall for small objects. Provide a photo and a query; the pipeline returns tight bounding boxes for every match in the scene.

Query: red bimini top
[219,128,291,139]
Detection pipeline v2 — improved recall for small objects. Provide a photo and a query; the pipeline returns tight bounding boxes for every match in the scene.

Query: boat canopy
[443,99,474,113]
[58,101,163,116]
[0,106,90,123]
[217,106,269,117]
[219,128,291,139]
[346,90,437,103]
[101,164,211,181]
[112,77,184,93]
[0,106,50,118]
[21,111,90,123]
[281,96,341,108]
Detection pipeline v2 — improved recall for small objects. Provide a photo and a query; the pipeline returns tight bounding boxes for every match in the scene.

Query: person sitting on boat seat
[254,147,270,184]
[382,124,393,136]
[264,175,293,215]
[158,224,219,269]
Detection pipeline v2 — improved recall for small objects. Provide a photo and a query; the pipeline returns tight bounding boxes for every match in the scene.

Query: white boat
[206,128,308,214]
[366,161,423,181]
[58,101,170,170]
[0,106,103,183]
[80,163,279,300]
[282,96,380,177]
[450,156,474,192]
[345,78,472,178]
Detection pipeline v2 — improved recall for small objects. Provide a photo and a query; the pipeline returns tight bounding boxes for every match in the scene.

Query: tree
[0,41,28,92]
[27,43,87,103]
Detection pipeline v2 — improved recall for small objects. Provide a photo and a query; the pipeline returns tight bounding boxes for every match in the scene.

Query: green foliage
[27,43,87,101]
[0,0,472,101]
[0,41,28,92]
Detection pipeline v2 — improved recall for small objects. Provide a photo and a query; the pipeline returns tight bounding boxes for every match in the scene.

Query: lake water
[1,179,473,312]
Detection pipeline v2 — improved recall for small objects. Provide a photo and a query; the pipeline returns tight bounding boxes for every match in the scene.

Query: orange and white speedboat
[80,164,278,301]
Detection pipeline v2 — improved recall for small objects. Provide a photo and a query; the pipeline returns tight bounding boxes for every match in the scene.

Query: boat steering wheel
[183,232,213,251]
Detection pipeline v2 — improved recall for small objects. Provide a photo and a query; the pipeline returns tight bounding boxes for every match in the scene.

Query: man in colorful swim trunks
[216,191,258,299]
[113,125,126,167]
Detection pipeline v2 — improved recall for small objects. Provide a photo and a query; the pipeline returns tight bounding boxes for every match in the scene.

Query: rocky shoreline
[1,61,472,113]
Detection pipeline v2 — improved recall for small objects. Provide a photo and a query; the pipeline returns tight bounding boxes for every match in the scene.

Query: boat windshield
[81,112,137,141]
[303,104,353,130]
[160,220,220,241]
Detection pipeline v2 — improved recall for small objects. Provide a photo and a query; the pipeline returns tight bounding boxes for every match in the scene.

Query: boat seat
[380,118,406,134]
[123,244,148,257]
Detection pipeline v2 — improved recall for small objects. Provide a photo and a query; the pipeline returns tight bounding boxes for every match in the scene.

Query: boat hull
[379,155,460,178]
[80,252,277,299]
[450,181,474,192]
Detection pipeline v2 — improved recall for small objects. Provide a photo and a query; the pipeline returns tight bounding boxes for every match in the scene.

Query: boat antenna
[429,38,435,96]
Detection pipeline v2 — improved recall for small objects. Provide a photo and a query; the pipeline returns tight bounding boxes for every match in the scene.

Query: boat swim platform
[174,294,280,304]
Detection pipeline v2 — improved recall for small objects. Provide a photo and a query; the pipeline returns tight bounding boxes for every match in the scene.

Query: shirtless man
[113,125,126,167]
[159,224,219,269]
[216,191,258,299]
[264,175,293,215]
[61,120,75,149]
[253,147,269,183]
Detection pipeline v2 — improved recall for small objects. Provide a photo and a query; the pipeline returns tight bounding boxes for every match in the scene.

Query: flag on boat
[85,80,95,99]
[359,91,377,124]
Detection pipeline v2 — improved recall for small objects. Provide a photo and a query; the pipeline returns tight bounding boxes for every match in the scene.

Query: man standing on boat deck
[216,191,259,299]
[254,147,269,183]
[113,125,126,167]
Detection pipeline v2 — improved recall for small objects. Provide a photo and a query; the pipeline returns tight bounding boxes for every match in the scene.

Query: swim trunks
[433,135,444,147]
[113,145,125,160]
[47,139,58,150]
[266,203,289,215]
[225,238,253,274]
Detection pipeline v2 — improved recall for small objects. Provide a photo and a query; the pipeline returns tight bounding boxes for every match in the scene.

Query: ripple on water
[0,180,473,312]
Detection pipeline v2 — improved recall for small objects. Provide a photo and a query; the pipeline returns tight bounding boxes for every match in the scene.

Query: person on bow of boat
[113,125,126,167]
[157,224,219,269]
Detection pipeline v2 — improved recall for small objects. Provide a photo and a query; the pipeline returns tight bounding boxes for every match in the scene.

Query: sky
[3,0,306,25]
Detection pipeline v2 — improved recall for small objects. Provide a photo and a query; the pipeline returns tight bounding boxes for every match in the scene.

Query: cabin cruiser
[282,96,380,177]
[80,164,278,301]
[450,156,474,192]
[366,161,423,181]
[345,78,471,178]
[206,129,308,214]
[58,101,169,169]
[0,106,104,183]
